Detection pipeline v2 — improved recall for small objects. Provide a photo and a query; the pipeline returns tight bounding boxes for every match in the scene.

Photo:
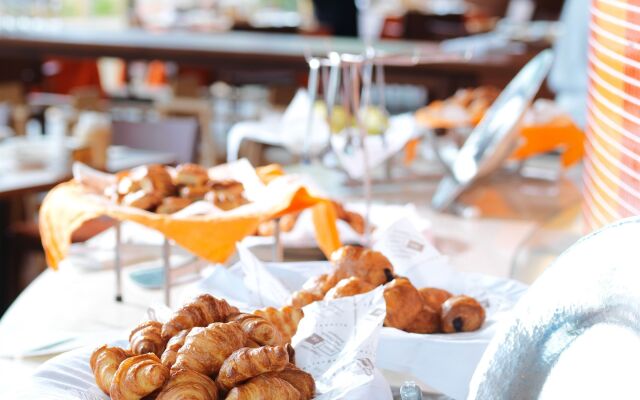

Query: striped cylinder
[584,0,640,230]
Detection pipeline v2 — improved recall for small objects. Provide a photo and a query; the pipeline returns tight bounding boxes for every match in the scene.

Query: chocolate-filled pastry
[122,190,162,210]
[161,329,189,369]
[324,277,375,300]
[90,345,131,395]
[162,294,239,340]
[155,368,218,400]
[383,278,424,330]
[404,305,440,334]
[330,246,395,287]
[263,364,315,400]
[216,345,289,392]
[129,321,166,357]
[225,375,300,400]
[418,287,453,312]
[109,353,169,400]
[441,295,486,333]
[156,196,193,214]
[130,164,175,197]
[179,185,209,201]
[174,163,209,187]
[173,322,246,376]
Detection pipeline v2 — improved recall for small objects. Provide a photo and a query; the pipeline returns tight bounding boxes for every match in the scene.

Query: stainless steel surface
[162,237,171,307]
[114,220,122,303]
[469,217,640,399]
[432,50,554,211]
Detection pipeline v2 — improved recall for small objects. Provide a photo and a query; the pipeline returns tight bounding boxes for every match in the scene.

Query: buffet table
[0,163,582,397]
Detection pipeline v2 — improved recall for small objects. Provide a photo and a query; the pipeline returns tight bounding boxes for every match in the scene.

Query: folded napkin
[40,163,341,270]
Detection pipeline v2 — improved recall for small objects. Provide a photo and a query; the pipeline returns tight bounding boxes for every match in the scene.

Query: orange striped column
[584,0,640,230]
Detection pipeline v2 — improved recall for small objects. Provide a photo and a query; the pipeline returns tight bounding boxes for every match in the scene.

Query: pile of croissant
[90,294,314,400]
[105,163,248,214]
[289,246,486,334]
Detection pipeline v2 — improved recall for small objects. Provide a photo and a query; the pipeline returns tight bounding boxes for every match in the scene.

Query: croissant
[289,289,322,308]
[225,375,301,400]
[418,287,453,311]
[216,346,289,392]
[254,306,304,343]
[404,305,440,334]
[90,345,130,395]
[173,322,246,376]
[329,246,395,287]
[162,294,239,339]
[324,277,375,300]
[109,353,169,400]
[264,364,315,400]
[441,295,486,333]
[227,313,284,346]
[161,329,189,369]
[289,274,333,308]
[129,321,166,357]
[155,368,218,400]
[383,278,424,330]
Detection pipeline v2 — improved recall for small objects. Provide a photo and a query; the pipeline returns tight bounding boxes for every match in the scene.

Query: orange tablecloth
[40,177,340,270]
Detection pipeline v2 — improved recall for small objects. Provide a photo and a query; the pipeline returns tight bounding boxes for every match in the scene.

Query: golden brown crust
[129,321,166,357]
[224,375,301,400]
[216,346,289,392]
[441,295,486,333]
[329,246,394,287]
[174,163,209,187]
[90,345,130,395]
[179,185,209,200]
[256,213,300,236]
[253,306,304,344]
[160,329,189,369]
[226,313,284,346]
[404,305,441,334]
[130,164,175,197]
[418,287,453,312]
[173,322,246,376]
[121,190,162,210]
[156,196,193,214]
[383,278,424,330]
[324,277,375,300]
[155,368,218,400]
[289,290,322,309]
[109,353,169,400]
[162,294,239,340]
[263,364,315,400]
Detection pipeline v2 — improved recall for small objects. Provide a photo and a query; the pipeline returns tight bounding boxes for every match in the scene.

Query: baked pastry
[121,190,162,210]
[130,164,175,197]
[263,364,315,400]
[115,173,140,198]
[174,163,209,187]
[173,322,246,376]
[418,287,453,311]
[162,294,239,339]
[227,313,284,346]
[208,180,245,197]
[206,180,248,211]
[155,368,218,400]
[90,345,130,395]
[256,212,300,236]
[324,277,375,300]
[225,374,300,400]
[404,305,440,334]
[254,306,304,344]
[216,346,289,392]
[156,196,193,214]
[383,278,424,330]
[330,246,395,287]
[160,329,189,369]
[129,321,166,357]
[109,353,169,400]
[289,289,322,308]
[289,273,335,308]
[344,210,366,235]
[441,295,486,333]
[179,185,209,201]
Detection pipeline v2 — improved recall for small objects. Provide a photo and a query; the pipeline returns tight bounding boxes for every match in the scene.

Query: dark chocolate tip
[453,317,464,332]
[384,268,395,283]
[115,294,123,302]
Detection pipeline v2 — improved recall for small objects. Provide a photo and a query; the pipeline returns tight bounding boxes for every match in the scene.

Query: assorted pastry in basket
[415,86,499,129]
[289,246,486,334]
[104,163,249,214]
[255,200,367,237]
[90,294,313,399]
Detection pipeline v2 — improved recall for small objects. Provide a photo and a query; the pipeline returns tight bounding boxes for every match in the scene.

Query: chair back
[468,217,640,399]
[112,118,199,164]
